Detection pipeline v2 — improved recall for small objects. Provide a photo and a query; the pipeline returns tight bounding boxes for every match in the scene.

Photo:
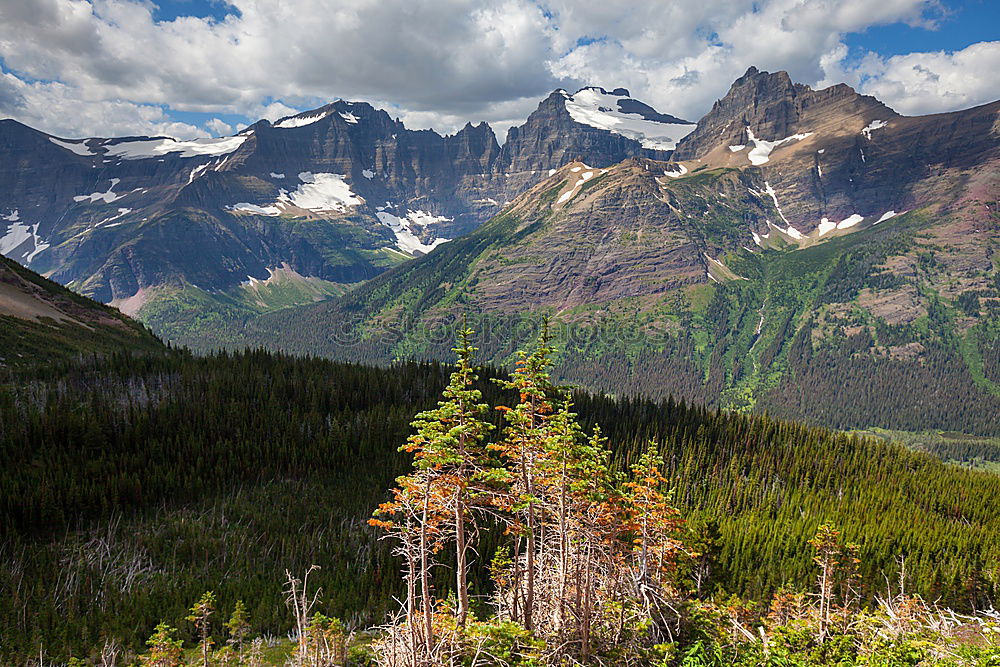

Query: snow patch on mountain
[376,210,451,255]
[663,164,688,178]
[49,137,95,156]
[280,172,362,212]
[74,178,125,204]
[1,218,49,263]
[228,173,362,217]
[749,181,790,224]
[187,164,210,185]
[362,169,375,179]
[817,213,865,236]
[102,135,248,160]
[875,210,899,224]
[97,208,132,227]
[561,88,696,151]
[784,225,805,239]
[269,172,285,179]
[837,213,864,229]
[862,120,888,140]
[746,128,813,166]
[231,202,283,216]
[340,112,359,124]
[274,110,332,129]
[557,168,599,204]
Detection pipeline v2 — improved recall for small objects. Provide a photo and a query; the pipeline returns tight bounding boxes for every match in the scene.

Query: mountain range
[0,85,688,325]
[3,66,1000,434]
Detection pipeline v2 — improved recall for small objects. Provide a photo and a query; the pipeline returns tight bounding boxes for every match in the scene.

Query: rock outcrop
[0,89,689,307]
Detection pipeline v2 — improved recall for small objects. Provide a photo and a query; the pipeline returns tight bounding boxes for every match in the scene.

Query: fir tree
[186,591,216,667]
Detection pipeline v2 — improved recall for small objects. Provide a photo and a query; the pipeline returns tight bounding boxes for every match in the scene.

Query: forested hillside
[4,346,1000,663]
[0,254,162,365]
[233,169,1000,437]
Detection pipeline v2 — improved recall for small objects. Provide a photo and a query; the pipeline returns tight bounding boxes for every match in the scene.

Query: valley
[9,67,994,436]
[2,32,1000,665]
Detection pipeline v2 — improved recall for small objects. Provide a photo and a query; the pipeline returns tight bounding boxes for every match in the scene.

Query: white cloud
[0,71,205,139]
[248,101,302,123]
[854,41,1000,115]
[204,117,233,136]
[0,0,993,139]
[546,0,940,122]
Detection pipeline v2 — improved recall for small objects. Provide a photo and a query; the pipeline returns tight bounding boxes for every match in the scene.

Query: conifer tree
[186,591,216,667]
[224,600,250,658]
[809,524,841,642]
[492,320,557,632]
[139,623,183,667]
[404,324,494,627]
[624,441,684,642]
[371,324,495,663]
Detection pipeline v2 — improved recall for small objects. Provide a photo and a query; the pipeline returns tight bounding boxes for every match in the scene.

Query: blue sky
[0,0,997,140]
[148,0,237,22]
[844,0,999,58]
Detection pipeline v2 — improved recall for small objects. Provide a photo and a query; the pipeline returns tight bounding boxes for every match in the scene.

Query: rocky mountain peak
[675,67,897,159]
[497,86,693,175]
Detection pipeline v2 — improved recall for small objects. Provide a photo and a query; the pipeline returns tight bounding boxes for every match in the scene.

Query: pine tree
[492,320,557,632]
[139,623,183,667]
[224,600,250,658]
[403,324,494,627]
[186,591,216,667]
[624,441,684,642]
[809,524,841,642]
[371,324,495,663]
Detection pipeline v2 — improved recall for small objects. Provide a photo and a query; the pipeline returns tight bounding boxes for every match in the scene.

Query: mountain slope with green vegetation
[230,156,1000,436]
[170,71,1000,439]
[4,345,1000,663]
[0,254,163,366]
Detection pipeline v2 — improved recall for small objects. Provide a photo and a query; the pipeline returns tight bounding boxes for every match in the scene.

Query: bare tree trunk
[420,477,434,660]
[406,534,418,667]
[285,566,321,667]
[557,461,568,636]
[582,541,593,662]
[522,447,535,632]
[455,485,469,627]
[512,536,522,623]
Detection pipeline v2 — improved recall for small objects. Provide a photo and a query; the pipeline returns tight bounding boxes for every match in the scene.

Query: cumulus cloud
[855,41,1000,115]
[248,102,303,123]
[204,117,233,136]
[0,0,994,139]
[0,71,205,138]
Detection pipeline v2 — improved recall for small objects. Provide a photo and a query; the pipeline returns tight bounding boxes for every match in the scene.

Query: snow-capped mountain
[561,87,696,150]
[0,89,688,321]
[237,68,1000,432]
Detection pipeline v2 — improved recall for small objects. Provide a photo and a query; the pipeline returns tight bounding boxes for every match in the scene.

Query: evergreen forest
[3,329,1000,665]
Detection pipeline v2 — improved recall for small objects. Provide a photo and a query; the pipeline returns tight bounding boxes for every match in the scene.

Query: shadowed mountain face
[0,88,691,323]
[231,69,1000,435]
[4,67,1000,435]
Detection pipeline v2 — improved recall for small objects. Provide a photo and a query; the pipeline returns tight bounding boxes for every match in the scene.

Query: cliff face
[6,68,1000,388]
[674,66,897,160]
[497,87,691,174]
[235,71,1000,434]
[669,66,1000,241]
[0,89,691,307]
